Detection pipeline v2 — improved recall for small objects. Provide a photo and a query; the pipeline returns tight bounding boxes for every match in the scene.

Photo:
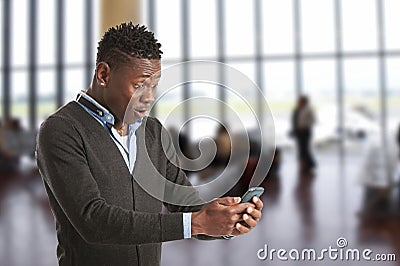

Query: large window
[342,0,378,52]
[0,0,99,130]
[263,0,294,55]
[146,0,400,154]
[1,0,399,151]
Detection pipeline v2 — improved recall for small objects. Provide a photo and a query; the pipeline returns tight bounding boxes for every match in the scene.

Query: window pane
[92,0,101,54]
[263,61,295,147]
[225,62,256,85]
[155,0,181,60]
[384,0,400,50]
[225,0,255,57]
[263,0,294,55]
[65,69,84,104]
[65,0,84,64]
[264,62,295,102]
[387,58,400,90]
[0,0,3,69]
[190,0,217,59]
[301,0,335,53]
[156,85,183,127]
[188,61,219,104]
[303,59,337,146]
[303,60,336,94]
[38,70,56,123]
[387,58,400,133]
[11,71,28,128]
[11,0,29,67]
[342,0,378,52]
[38,0,56,65]
[189,81,220,141]
[225,62,256,130]
[343,58,380,143]
[155,62,184,127]
[344,59,378,99]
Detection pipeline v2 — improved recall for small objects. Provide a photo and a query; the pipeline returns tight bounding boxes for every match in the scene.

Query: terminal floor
[0,150,399,266]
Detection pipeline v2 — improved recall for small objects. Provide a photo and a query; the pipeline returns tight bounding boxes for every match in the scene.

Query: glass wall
[0,0,99,130]
[146,0,400,157]
[1,0,399,154]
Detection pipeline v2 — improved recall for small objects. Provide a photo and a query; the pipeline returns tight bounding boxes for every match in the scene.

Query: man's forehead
[131,57,160,68]
[125,58,161,78]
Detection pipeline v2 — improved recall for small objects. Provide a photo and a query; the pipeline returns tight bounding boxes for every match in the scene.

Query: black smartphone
[241,187,264,203]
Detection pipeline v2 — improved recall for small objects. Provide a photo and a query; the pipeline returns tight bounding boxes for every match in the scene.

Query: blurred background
[1,0,400,265]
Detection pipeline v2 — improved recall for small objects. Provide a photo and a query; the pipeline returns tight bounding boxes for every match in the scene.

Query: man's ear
[95,62,111,87]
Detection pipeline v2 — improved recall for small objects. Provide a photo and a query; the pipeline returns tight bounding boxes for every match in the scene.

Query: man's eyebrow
[140,73,161,79]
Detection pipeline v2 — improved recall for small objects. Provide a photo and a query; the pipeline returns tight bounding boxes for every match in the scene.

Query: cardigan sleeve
[36,115,185,245]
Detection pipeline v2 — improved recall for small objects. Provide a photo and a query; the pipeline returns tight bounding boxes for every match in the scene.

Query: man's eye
[151,83,159,89]
[134,83,145,89]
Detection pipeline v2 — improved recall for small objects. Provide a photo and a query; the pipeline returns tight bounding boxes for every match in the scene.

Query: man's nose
[141,87,156,104]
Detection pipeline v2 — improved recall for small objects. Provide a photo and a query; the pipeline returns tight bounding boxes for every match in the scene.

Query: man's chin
[137,110,148,118]
[123,112,146,124]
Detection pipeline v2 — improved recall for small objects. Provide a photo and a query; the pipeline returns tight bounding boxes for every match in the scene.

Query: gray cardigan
[36,101,204,266]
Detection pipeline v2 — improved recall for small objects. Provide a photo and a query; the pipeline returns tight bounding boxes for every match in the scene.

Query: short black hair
[96,22,162,68]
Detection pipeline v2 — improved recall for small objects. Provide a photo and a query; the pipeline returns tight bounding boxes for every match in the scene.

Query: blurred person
[212,124,231,167]
[0,118,22,172]
[358,127,399,214]
[36,22,263,266]
[168,126,191,159]
[224,128,277,198]
[291,95,316,173]
[191,125,234,191]
[191,124,232,186]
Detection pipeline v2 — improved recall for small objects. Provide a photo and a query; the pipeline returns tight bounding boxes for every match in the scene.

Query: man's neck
[86,87,105,107]
[113,121,128,136]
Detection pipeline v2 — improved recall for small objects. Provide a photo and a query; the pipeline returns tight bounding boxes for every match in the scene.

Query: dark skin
[87,58,161,133]
[192,196,263,236]
[87,57,263,237]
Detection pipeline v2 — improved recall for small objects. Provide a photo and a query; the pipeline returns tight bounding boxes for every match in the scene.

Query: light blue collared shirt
[75,91,192,239]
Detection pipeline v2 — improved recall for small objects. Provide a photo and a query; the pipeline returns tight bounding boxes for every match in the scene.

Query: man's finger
[242,213,257,228]
[246,206,262,220]
[235,222,251,234]
[227,202,255,215]
[217,196,241,206]
[252,196,264,210]
[230,228,242,236]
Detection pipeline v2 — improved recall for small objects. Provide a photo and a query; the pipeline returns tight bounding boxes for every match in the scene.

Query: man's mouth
[134,108,149,116]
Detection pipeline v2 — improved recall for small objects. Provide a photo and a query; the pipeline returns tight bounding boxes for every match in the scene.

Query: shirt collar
[76,91,115,126]
[75,91,143,129]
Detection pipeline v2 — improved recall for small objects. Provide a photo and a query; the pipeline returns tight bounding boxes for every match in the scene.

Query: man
[36,22,263,266]
[291,95,316,172]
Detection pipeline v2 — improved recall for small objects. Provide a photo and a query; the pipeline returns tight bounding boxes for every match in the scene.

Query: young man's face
[104,58,161,124]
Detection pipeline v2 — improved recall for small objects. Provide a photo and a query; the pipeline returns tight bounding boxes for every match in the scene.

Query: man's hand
[231,196,263,236]
[191,196,263,237]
